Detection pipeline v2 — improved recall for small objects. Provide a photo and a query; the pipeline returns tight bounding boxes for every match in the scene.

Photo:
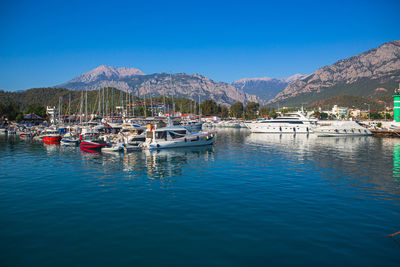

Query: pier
[371,129,400,137]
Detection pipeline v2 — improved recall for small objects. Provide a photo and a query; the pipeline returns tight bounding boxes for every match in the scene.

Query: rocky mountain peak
[283,74,308,83]
[55,67,263,106]
[232,74,307,101]
[269,40,400,105]
[66,65,146,84]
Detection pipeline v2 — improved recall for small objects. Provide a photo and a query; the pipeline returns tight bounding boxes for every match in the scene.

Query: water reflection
[246,133,374,154]
[142,146,214,179]
[77,145,215,182]
[2,130,399,197]
[393,143,400,182]
[245,132,400,198]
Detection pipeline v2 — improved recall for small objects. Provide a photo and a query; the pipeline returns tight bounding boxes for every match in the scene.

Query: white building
[332,105,348,117]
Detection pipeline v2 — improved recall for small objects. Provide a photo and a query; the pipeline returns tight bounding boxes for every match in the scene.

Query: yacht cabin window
[169,130,187,139]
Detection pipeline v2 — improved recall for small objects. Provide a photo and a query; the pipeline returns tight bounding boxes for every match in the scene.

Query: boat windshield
[169,130,187,139]
[155,131,167,140]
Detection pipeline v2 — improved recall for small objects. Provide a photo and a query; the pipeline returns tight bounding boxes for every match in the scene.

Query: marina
[1,2,400,265]
[0,129,399,266]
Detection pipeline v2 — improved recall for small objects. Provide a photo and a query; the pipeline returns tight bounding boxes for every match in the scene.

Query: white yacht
[313,120,373,137]
[119,124,146,146]
[142,119,215,150]
[245,112,315,134]
[60,132,80,146]
[390,121,400,130]
[0,126,7,135]
[180,120,203,133]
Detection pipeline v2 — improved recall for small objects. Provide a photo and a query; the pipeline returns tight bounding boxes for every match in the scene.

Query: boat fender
[157,144,160,148]
[184,138,187,142]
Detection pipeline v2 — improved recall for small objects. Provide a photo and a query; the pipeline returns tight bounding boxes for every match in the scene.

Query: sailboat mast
[169,73,175,115]
[68,93,71,125]
[120,89,122,117]
[79,90,83,124]
[58,97,61,126]
[98,88,101,118]
[150,94,153,117]
[198,85,201,117]
[125,90,128,118]
[132,89,135,118]
[106,88,109,120]
[111,88,114,122]
[101,88,105,117]
[163,93,166,114]
[85,89,88,123]
[144,93,147,117]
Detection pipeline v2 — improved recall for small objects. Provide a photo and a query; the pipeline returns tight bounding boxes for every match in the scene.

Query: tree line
[0,87,297,121]
[0,103,47,121]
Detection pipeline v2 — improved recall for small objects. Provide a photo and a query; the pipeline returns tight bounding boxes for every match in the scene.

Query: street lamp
[385,105,387,121]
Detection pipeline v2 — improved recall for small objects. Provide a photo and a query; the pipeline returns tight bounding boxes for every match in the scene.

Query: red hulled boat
[41,129,62,144]
[80,140,107,150]
[79,130,106,151]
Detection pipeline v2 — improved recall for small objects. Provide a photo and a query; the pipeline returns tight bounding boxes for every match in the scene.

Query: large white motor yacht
[390,121,400,130]
[245,112,315,134]
[313,120,373,137]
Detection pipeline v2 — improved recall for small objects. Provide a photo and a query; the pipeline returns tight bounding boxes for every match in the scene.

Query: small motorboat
[20,131,32,138]
[42,128,62,143]
[180,120,203,133]
[119,124,146,146]
[101,143,124,153]
[124,144,142,152]
[79,130,107,151]
[61,132,80,146]
[313,120,373,137]
[80,140,107,151]
[0,126,7,135]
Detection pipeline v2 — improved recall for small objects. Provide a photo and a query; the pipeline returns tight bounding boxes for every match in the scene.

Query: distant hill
[307,95,392,110]
[232,74,307,101]
[0,88,97,112]
[55,65,263,106]
[0,87,230,115]
[268,40,400,107]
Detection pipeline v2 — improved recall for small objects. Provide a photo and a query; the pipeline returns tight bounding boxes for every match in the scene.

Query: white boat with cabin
[142,119,215,150]
[313,120,373,137]
[61,132,80,146]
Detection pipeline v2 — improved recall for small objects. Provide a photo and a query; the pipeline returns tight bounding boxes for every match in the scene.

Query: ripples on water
[0,131,399,266]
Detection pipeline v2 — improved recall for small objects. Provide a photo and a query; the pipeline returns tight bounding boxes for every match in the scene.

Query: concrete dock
[371,129,400,137]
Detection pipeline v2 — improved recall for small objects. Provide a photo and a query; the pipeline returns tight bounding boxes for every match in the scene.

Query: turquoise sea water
[0,130,399,266]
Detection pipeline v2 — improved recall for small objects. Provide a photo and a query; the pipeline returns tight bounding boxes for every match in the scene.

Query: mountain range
[56,65,262,106]
[268,40,400,106]
[231,74,307,101]
[53,40,400,108]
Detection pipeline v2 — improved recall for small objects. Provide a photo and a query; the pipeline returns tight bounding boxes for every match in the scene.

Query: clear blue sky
[0,0,399,91]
